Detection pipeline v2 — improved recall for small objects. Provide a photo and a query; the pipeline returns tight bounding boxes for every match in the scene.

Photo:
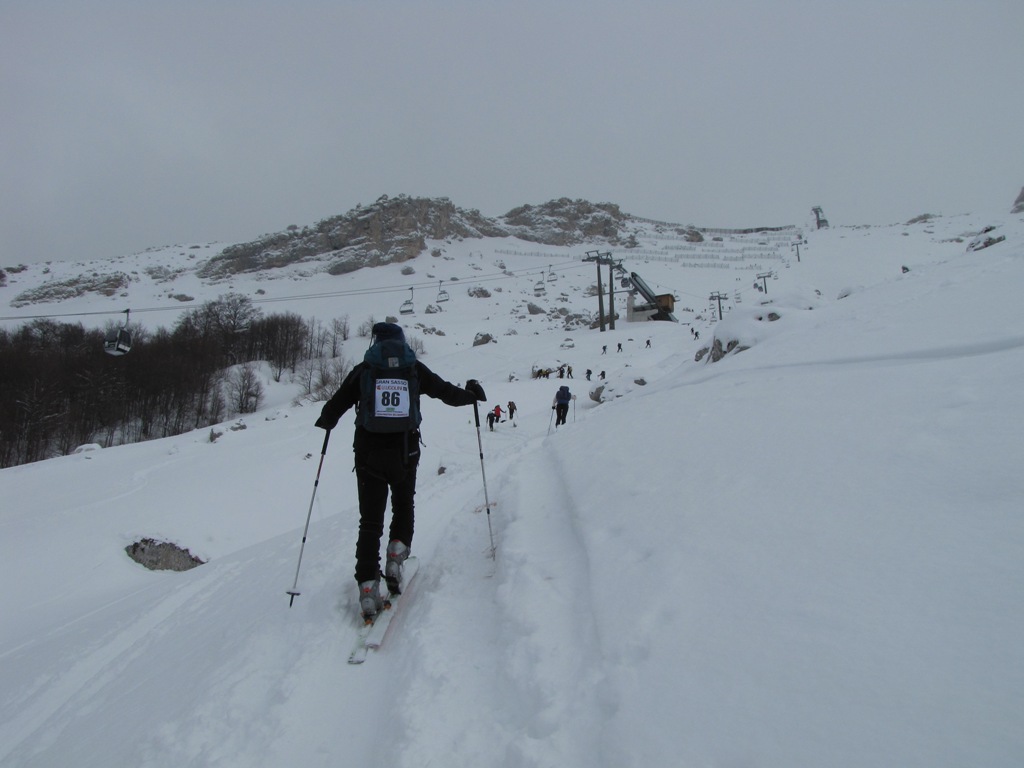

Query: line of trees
[0,293,355,468]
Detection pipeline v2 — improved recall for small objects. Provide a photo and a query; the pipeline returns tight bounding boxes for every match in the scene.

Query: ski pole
[547,406,554,435]
[472,401,496,559]
[287,429,330,606]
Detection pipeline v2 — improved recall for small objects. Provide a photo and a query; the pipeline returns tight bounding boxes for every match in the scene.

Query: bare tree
[295,357,351,403]
[225,363,264,415]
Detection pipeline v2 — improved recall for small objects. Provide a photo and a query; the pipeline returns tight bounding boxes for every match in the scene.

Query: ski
[347,556,419,665]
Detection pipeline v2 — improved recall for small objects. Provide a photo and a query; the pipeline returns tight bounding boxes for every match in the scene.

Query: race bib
[374,377,410,419]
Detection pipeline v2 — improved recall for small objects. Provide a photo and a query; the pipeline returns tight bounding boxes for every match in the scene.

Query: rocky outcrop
[197,195,630,279]
[500,198,627,245]
[12,272,131,307]
[125,538,205,571]
[1012,187,1024,214]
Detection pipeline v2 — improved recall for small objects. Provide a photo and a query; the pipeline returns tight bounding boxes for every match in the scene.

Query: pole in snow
[472,401,497,559]
[287,429,330,606]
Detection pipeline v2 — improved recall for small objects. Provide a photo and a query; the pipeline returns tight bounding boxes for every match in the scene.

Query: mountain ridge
[196,194,708,280]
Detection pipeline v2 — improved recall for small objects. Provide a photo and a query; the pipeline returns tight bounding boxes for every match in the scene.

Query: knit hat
[371,322,405,343]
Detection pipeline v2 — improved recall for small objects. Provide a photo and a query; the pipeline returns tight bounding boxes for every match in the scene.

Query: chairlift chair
[399,287,415,315]
[547,266,557,282]
[103,309,133,356]
[533,279,547,296]
[436,280,450,303]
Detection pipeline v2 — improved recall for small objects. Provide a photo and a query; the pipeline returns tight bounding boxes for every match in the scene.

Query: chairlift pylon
[103,309,133,356]
[399,287,415,315]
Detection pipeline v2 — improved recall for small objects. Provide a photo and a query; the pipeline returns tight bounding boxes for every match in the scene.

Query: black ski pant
[555,403,569,426]
[353,444,419,584]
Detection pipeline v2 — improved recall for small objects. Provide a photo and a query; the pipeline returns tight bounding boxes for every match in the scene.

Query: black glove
[314,414,337,430]
[465,379,486,401]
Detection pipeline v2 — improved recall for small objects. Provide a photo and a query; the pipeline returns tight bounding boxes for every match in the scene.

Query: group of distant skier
[485,401,517,430]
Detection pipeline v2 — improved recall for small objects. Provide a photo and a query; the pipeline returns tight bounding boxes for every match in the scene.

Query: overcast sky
[3,1,1022,264]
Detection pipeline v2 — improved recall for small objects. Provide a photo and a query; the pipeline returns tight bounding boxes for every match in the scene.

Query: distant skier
[507,401,517,421]
[585,369,592,381]
[492,403,505,424]
[552,385,575,427]
[314,322,486,621]
[487,405,502,431]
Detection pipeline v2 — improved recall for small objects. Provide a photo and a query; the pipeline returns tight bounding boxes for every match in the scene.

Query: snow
[2,211,1023,767]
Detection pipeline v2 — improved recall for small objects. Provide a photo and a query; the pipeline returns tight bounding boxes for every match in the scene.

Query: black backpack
[356,338,421,433]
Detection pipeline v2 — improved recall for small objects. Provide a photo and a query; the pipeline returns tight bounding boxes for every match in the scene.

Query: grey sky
[3,1,1022,264]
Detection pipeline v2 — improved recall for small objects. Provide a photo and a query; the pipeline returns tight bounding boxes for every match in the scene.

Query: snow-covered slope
[2,210,1022,767]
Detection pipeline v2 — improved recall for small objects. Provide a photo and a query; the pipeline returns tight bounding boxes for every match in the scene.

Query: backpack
[356,338,421,433]
[556,386,571,404]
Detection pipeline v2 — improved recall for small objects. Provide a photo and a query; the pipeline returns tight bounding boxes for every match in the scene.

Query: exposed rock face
[695,338,748,363]
[1012,187,1024,214]
[125,538,205,571]
[197,195,632,279]
[12,272,131,307]
[500,198,628,245]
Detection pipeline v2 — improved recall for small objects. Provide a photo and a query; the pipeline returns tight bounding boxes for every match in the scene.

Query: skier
[585,369,592,381]
[489,404,504,429]
[552,384,575,427]
[314,323,486,621]
[507,401,517,421]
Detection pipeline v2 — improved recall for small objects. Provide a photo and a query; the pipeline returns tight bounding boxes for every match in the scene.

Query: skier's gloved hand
[465,379,486,401]
[314,414,337,430]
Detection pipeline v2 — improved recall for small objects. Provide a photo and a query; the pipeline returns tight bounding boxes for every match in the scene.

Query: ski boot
[358,578,384,624]
[384,540,410,595]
